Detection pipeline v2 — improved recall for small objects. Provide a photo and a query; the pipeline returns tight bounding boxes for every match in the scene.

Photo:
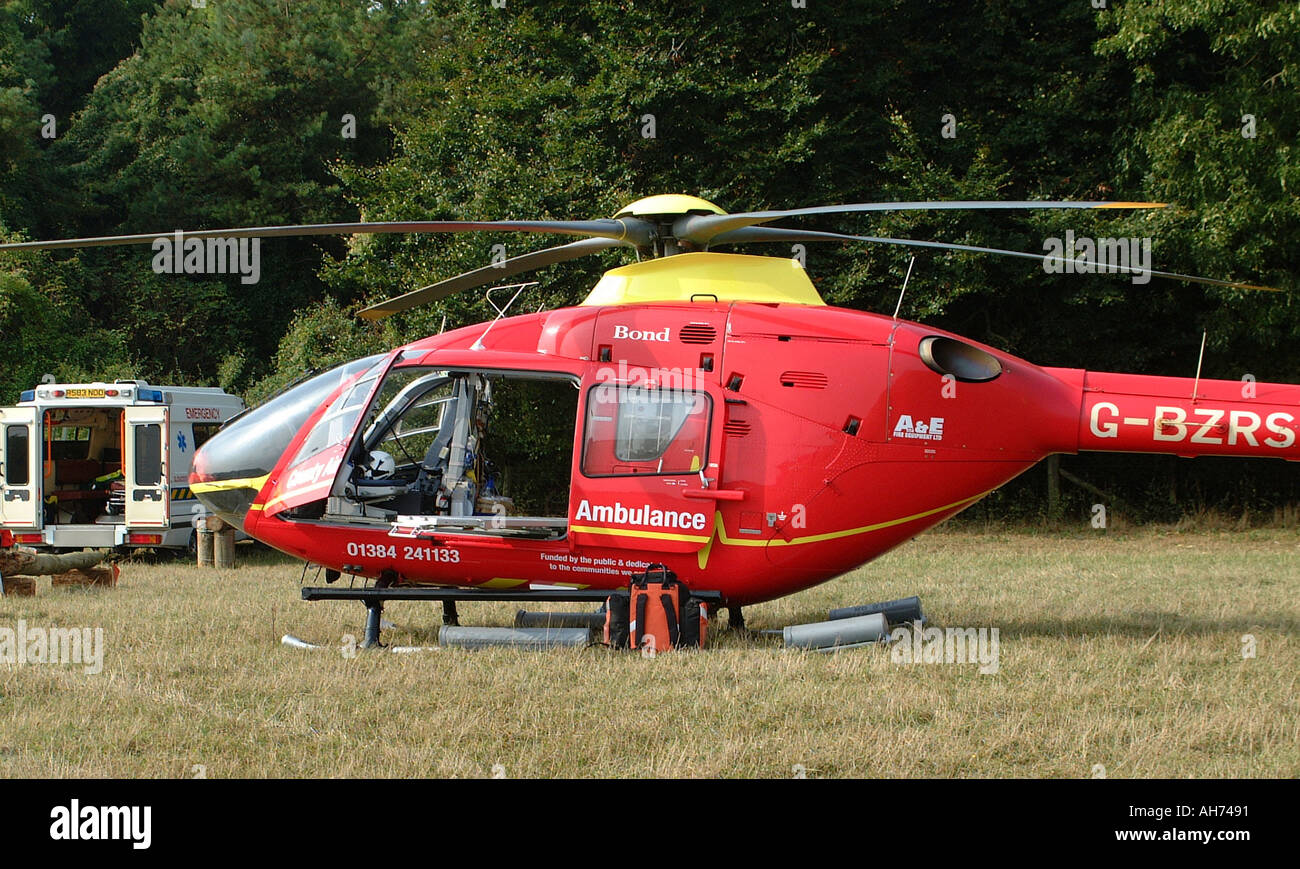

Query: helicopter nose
[190,354,387,528]
[189,441,265,530]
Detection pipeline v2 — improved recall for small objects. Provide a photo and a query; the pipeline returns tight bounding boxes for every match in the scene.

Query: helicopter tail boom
[1066,370,1300,460]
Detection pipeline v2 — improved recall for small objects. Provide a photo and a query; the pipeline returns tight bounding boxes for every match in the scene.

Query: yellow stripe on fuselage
[190,474,269,495]
[570,524,711,545]
[716,490,991,548]
[578,489,992,562]
[695,489,996,569]
[262,481,333,512]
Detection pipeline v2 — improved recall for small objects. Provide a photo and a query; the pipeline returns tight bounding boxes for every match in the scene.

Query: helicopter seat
[349,478,408,502]
[421,395,459,477]
[423,389,479,517]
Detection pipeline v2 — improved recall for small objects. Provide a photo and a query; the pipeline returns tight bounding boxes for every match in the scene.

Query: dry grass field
[2,525,1297,778]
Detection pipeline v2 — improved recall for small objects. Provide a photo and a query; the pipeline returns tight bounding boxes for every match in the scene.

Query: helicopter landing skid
[302,586,727,649]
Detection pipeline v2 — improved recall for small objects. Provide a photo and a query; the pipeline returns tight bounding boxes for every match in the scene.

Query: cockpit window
[287,362,385,468]
[191,353,386,485]
[364,369,456,468]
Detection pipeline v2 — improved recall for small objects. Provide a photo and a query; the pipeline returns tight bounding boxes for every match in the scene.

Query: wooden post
[1046,454,1062,523]
[197,518,215,567]
[210,515,236,568]
[214,529,236,568]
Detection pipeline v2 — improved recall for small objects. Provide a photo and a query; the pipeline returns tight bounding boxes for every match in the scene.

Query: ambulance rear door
[124,406,169,528]
[0,407,40,529]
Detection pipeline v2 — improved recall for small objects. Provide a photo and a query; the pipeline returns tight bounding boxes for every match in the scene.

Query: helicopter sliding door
[570,376,726,554]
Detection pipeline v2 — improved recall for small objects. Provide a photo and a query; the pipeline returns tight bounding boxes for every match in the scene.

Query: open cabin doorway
[316,366,579,540]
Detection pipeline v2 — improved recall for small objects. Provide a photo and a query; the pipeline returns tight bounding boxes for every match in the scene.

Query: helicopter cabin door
[570,376,728,554]
[0,407,40,530]
[123,406,169,528]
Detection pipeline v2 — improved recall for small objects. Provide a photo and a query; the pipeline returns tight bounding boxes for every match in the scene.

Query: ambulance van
[0,381,245,551]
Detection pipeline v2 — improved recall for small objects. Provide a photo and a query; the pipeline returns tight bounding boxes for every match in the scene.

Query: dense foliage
[0,0,1296,519]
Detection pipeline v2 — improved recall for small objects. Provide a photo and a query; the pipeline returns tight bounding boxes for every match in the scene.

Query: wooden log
[0,547,36,575]
[0,575,36,597]
[0,547,108,576]
[214,528,236,568]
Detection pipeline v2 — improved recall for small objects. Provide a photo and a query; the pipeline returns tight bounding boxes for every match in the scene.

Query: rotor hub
[612,194,726,220]
[613,195,727,256]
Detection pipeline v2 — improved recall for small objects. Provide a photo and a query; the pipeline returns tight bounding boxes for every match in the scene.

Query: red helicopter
[3,195,1291,639]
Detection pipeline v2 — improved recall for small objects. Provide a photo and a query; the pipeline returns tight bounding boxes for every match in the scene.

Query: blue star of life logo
[177,432,188,453]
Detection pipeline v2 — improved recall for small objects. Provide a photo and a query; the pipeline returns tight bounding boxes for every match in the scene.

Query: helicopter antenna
[438,314,447,335]
[471,282,537,351]
[1191,329,1207,402]
[893,256,916,322]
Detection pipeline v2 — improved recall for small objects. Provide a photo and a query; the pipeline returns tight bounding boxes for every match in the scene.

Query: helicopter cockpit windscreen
[320,364,578,539]
[285,360,387,472]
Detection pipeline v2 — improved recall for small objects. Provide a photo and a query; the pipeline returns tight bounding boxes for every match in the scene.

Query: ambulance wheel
[184,530,198,559]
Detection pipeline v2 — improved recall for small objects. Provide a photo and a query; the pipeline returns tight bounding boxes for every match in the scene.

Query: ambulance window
[191,423,222,451]
[51,425,91,460]
[4,426,29,486]
[582,385,710,476]
[134,424,163,486]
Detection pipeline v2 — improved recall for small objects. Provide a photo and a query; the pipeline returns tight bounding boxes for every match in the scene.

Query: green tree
[324,0,1151,355]
[0,240,128,401]
[50,0,432,388]
[0,3,54,231]
[1097,0,1300,380]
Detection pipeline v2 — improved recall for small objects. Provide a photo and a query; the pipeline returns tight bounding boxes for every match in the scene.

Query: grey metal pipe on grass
[440,626,592,650]
[828,596,924,624]
[783,613,889,650]
[514,611,606,629]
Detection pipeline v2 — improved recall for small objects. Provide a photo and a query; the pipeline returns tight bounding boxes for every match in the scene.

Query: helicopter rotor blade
[675,200,1168,246]
[708,226,1280,293]
[357,237,628,321]
[0,217,657,253]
